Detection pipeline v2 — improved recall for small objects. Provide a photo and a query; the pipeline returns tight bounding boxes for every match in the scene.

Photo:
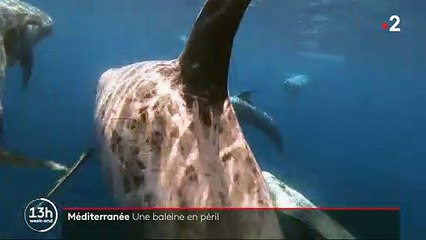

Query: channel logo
[382,15,401,32]
[24,198,58,233]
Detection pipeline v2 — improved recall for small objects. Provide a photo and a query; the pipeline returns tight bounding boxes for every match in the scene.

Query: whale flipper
[263,171,355,239]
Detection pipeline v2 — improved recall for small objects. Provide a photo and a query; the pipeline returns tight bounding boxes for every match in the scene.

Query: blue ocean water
[0,0,424,239]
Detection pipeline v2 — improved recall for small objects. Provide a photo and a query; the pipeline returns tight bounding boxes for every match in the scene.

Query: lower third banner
[62,207,400,240]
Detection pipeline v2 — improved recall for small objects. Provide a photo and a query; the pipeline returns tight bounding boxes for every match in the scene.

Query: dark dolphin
[0,149,68,171]
[2,0,53,87]
[231,90,284,152]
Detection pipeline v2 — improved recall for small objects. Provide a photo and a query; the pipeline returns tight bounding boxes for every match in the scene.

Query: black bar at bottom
[62,209,400,240]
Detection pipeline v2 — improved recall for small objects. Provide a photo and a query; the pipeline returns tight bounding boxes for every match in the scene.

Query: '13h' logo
[24,198,58,233]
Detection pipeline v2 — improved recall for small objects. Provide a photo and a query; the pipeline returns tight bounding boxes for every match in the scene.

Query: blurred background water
[0,0,424,239]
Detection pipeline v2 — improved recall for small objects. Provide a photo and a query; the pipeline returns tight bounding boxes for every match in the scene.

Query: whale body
[94,0,283,238]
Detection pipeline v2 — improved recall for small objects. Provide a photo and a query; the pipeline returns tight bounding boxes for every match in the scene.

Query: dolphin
[282,74,310,96]
[95,0,284,238]
[0,149,68,171]
[282,73,311,107]
[231,90,284,152]
[0,0,53,141]
[1,0,53,87]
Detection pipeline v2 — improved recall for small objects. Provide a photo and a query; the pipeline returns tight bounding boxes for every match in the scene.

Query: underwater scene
[0,0,424,239]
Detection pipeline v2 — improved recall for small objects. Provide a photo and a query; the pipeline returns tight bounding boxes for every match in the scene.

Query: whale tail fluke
[179,0,252,112]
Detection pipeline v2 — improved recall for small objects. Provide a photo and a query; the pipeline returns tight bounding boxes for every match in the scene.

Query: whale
[231,90,284,152]
[94,0,283,238]
[0,0,53,141]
